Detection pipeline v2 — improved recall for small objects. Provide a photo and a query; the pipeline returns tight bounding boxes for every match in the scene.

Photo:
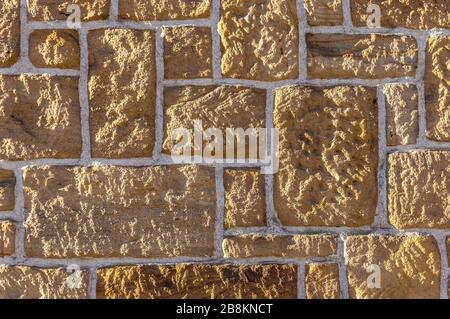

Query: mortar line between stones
[109,0,119,22]
[375,86,388,229]
[211,0,221,80]
[13,167,25,261]
[297,261,306,299]
[416,34,428,145]
[79,29,91,164]
[296,0,307,81]
[214,167,225,260]
[435,233,449,299]
[264,88,281,232]
[342,0,352,31]
[338,235,349,299]
[153,28,164,160]
[88,266,97,299]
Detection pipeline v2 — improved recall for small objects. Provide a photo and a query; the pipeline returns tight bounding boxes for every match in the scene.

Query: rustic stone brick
[24,165,216,258]
[425,36,450,142]
[388,151,450,229]
[0,265,88,298]
[223,235,337,258]
[305,263,340,299]
[88,29,156,158]
[307,34,418,79]
[28,0,110,21]
[0,75,82,161]
[350,0,450,30]
[383,84,418,146]
[224,169,266,229]
[29,30,80,69]
[0,0,20,67]
[97,264,297,299]
[119,0,211,21]
[345,234,440,299]
[220,0,299,81]
[0,222,15,256]
[163,27,212,79]
[274,86,378,226]
[0,169,15,211]
[304,0,343,26]
[162,86,265,158]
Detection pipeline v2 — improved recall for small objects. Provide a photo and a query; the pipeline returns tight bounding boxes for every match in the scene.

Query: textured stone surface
[0,222,15,256]
[425,36,450,142]
[0,265,88,298]
[305,263,340,299]
[29,30,80,69]
[163,27,212,79]
[274,86,378,227]
[224,169,266,229]
[388,151,450,229]
[223,235,337,258]
[163,86,265,158]
[0,169,15,211]
[23,165,216,258]
[119,0,211,21]
[0,75,82,161]
[28,0,110,21]
[350,0,450,30]
[97,264,297,299]
[345,235,441,299]
[307,34,418,79]
[88,29,156,158]
[304,0,343,26]
[220,0,299,81]
[0,0,20,67]
[383,84,418,146]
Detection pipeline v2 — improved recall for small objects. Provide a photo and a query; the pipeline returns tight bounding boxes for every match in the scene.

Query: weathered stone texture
[0,265,88,298]
[0,0,20,67]
[351,0,450,30]
[0,75,82,161]
[274,86,378,227]
[88,29,156,158]
[388,151,450,229]
[383,84,418,146]
[0,169,15,211]
[304,0,343,26]
[119,0,211,21]
[163,86,266,158]
[345,235,441,299]
[97,264,297,299]
[0,222,15,256]
[223,235,337,258]
[220,0,299,81]
[29,30,80,69]
[307,34,418,79]
[224,169,266,229]
[425,36,450,142]
[23,165,216,258]
[28,0,110,21]
[163,27,212,79]
[305,263,340,299]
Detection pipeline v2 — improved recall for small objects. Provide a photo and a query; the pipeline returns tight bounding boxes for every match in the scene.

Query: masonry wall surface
[0,0,449,299]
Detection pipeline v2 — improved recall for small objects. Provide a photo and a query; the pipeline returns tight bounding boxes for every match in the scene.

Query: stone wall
[0,0,449,299]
